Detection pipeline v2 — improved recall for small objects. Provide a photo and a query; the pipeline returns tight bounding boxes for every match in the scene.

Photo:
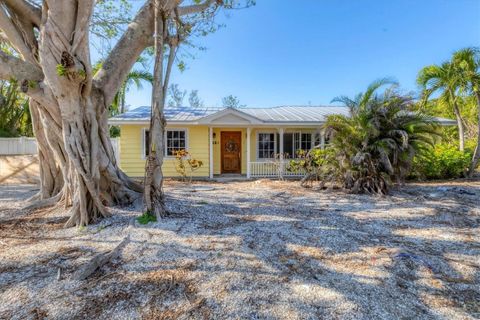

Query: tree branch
[93,1,154,107]
[0,5,36,62]
[177,0,218,15]
[0,51,43,82]
[3,0,42,27]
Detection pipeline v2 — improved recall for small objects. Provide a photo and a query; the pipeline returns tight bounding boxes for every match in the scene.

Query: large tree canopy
[0,0,249,226]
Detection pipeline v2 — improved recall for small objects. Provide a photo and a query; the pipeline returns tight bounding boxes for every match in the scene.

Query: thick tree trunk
[0,0,223,226]
[468,91,480,177]
[34,0,141,227]
[29,100,65,200]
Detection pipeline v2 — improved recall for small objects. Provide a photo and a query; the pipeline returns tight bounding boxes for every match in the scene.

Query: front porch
[208,125,326,179]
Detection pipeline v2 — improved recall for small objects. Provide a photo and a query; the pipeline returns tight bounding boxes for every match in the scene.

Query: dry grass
[0,179,479,319]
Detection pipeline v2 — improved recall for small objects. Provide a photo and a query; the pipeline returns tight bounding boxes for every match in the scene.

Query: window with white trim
[257,133,276,159]
[165,129,186,156]
[143,129,187,158]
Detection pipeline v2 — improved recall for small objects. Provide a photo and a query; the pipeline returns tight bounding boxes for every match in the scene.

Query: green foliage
[411,143,472,180]
[417,46,480,176]
[111,69,153,116]
[109,125,121,138]
[137,211,157,225]
[56,64,68,77]
[295,80,440,194]
[0,80,32,137]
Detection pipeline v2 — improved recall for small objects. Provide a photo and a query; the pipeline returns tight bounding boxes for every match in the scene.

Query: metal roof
[109,105,456,125]
[242,106,350,122]
[109,105,351,123]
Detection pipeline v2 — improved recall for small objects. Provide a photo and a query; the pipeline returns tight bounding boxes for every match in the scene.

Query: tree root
[23,192,63,211]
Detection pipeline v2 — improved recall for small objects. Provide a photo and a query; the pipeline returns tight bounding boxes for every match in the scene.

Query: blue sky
[124,0,480,108]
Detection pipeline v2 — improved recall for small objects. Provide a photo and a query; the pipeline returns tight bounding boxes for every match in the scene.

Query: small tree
[418,60,465,151]
[222,95,243,108]
[168,84,187,108]
[452,47,480,176]
[174,150,204,183]
[189,90,204,108]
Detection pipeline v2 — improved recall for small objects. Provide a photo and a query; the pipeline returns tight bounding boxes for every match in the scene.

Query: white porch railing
[249,161,305,178]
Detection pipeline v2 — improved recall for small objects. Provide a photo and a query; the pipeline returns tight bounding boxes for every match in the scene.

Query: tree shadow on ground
[143,181,480,319]
[0,181,479,319]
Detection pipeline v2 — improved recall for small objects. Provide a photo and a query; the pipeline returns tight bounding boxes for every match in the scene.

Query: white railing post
[320,128,326,150]
[278,128,284,178]
[209,127,214,179]
[246,127,251,178]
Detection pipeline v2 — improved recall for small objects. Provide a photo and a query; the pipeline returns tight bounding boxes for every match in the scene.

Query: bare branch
[93,1,154,107]
[0,50,43,82]
[0,5,36,61]
[177,0,217,15]
[3,0,42,27]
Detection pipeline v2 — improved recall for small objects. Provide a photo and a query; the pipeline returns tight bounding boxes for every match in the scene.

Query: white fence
[0,137,38,155]
[0,137,120,163]
[249,161,305,178]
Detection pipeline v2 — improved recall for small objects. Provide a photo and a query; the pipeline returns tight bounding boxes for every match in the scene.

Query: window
[278,132,313,158]
[257,133,276,159]
[301,133,312,151]
[165,129,186,156]
[143,129,187,158]
[143,129,150,158]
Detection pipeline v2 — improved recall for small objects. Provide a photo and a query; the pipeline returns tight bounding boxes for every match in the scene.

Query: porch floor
[212,174,251,183]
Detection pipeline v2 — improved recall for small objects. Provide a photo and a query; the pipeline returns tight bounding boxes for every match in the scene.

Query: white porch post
[320,128,326,150]
[209,127,214,179]
[279,128,284,177]
[246,127,251,178]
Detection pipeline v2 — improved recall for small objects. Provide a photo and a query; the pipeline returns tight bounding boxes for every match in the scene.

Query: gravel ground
[0,179,479,320]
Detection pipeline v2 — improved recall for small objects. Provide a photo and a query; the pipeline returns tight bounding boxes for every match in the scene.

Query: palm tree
[452,47,480,176]
[111,70,153,115]
[417,61,465,151]
[325,81,440,194]
[92,61,153,115]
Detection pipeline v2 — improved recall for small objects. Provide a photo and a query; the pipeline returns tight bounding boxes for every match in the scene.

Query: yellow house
[109,105,456,179]
[109,105,342,179]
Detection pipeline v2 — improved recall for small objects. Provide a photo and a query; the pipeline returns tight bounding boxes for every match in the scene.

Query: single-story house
[109,105,455,179]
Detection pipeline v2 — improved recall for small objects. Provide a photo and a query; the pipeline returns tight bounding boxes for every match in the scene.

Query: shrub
[288,148,340,188]
[295,79,441,194]
[411,143,472,180]
[137,211,157,224]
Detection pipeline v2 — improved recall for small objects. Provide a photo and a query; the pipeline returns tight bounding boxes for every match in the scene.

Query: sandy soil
[0,179,479,320]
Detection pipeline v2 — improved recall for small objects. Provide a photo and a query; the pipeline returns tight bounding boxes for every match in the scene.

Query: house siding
[118,125,320,178]
[118,125,210,177]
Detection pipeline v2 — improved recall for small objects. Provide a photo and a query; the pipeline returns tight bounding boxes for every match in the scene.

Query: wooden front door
[221,131,242,174]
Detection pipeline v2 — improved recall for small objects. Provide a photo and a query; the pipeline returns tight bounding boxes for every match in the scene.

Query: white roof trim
[197,107,264,125]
